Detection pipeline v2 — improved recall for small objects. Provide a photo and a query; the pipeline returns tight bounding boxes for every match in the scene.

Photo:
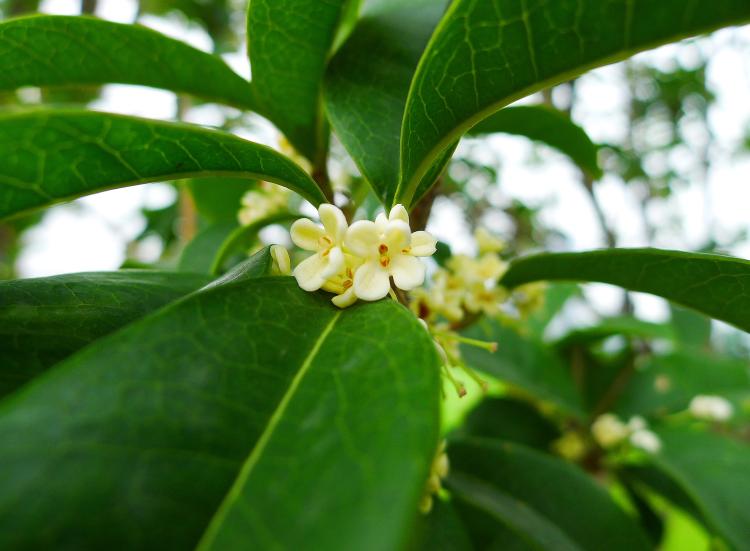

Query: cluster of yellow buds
[288,203,437,308]
[237,182,290,226]
[419,440,449,514]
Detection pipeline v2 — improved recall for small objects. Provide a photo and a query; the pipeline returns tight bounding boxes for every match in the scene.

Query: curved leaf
[462,320,583,416]
[398,0,750,206]
[448,438,651,551]
[248,0,352,162]
[0,109,326,220]
[554,316,676,350]
[179,222,239,274]
[325,0,449,205]
[0,15,255,109]
[0,270,209,398]
[468,105,601,178]
[0,278,439,550]
[501,248,750,333]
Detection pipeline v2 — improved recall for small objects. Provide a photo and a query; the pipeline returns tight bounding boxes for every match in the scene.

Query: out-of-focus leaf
[0,270,209,397]
[448,438,651,551]
[468,105,601,178]
[462,320,583,416]
[0,278,440,550]
[555,317,676,350]
[501,248,750,333]
[398,0,750,206]
[670,304,712,350]
[325,0,450,205]
[178,222,238,274]
[408,499,474,551]
[189,178,255,224]
[248,0,352,162]
[0,110,325,220]
[0,15,254,109]
[457,397,559,451]
[525,283,580,338]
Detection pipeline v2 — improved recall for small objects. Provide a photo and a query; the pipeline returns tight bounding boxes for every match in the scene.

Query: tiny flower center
[343,280,353,289]
[378,243,391,268]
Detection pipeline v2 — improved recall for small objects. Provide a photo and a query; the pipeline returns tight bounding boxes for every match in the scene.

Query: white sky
[16,1,750,327]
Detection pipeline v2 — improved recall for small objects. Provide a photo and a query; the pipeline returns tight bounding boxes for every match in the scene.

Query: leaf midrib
[196,309,343,549]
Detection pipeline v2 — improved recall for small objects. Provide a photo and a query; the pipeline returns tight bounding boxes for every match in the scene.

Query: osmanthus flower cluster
[237,182,290,226]
[288,203,437,308]
[592,413,661,454]
[688,394,734,421]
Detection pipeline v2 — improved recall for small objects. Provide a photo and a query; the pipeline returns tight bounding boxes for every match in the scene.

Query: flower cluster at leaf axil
[288,204,437,308]
[237,182,290,226]
[688,394,734,422]
[591,413,661,453]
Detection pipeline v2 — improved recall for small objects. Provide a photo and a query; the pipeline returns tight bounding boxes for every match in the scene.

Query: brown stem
[81,0,97,14]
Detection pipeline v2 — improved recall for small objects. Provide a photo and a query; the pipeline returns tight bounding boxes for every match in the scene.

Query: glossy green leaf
[0,15,255,110]
[462,319,583,415]
[0,270,209,398]
[457,397,560,451]
[398,0,750,206]
[468,105,601,178]
[501,248,750,333]
[325,0,450,206]
[448,438,651,551]
[647,426,750,551]
[179,222,239,274]
[614,351,750,418]
[0,278,440,550]
[0,109,326,220]
[554,316,676,350]
[248,0,351,162]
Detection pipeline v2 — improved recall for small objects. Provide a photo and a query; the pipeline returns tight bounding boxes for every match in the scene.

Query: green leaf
[179,222,239,274]
[647,426,750,551]
[407,499,474,551]
[462,320,583,416]
[0,15,255,110]
[0,109,326,220]
[457,397,560,451]
[448,438,651,551]
[0,278,440,550]
[614,351,750,418]
[398,0,750,206]
[325,0,450,206]
[525,282,581,338]
[189,178,255,224]
[468,105,601,178]
[554,316,676,350]
[247,0,352,162]
[501,248,750,333]
[670,304,712,350]
[0,270,209,398]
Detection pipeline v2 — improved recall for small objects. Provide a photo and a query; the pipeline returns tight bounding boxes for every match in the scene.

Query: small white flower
[627,415,647,432]
[321,254,363,309]
[345,204,436,301]
[591,413,629,448]
[689,395,734,421]
[630,429,661,453]
[270,245,291,275]
[290,204,348,292]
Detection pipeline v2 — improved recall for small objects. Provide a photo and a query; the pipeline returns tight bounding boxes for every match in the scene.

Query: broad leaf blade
[0,270,209,397]
[462,320,583,416]
[178,222,239,274]
[248,0,352,162]
[0,279,439,550]
[325,0,449,206]
[448,438,651,551]
[0,15,255,110]
[0,110,326,220]
[398,0,750,205]
[468,105,601,178]
[501,248,750,333]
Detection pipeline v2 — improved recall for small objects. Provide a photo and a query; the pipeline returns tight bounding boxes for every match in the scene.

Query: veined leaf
[0,109,326,220]
[248,0,353,163]
[0,278,440,550]
[325,0,450,206]
[501,248,750,333]
[462,319,583,416]
[398,0,750,206]
[448,438,651,551]
[0,270,209,398]
[0,15,255,110]
[468,105,601,178]
[646,426,750,551]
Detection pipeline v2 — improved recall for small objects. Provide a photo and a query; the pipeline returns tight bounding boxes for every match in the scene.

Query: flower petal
[290,218,325,251]
[320,246,345,280]
[374,212,388,234]
[389,204,410,224]
[293,253,327,291]
[332,287,358,308]
[390,254,425,291]
[270,245,291,275]
[319,203,348,243]
[410,231,437,256]
[353,260,391,301]
[345,220,379,258]
[384,220,411,252]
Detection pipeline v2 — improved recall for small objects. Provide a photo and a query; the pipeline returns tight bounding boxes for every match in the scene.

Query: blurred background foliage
[1,1,749,548]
